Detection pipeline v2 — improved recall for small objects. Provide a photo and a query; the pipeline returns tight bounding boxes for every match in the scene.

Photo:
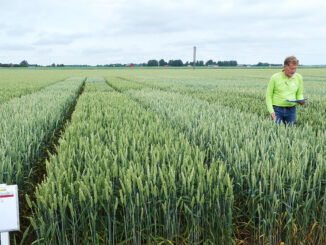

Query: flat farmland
[0,68,325,244]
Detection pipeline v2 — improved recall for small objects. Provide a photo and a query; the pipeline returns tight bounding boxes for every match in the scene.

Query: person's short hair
[284,56,299,66]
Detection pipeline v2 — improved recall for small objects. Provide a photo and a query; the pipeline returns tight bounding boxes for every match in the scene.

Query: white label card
[0,185,20,232]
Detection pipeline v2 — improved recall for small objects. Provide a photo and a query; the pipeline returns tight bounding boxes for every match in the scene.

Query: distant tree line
[0,59,243,68]
[255,62,282,67]
[216,60,238,66]
[146,59,238,67]
[50,63,65,67]
[0,60,30,67]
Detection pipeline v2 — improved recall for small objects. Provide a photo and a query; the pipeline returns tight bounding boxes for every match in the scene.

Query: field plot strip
[0,70,78,104]
[85,76,114,92]
[105,76,148,92]
[4,69,323,244]
[127,88,326,244]
[113,74,326,132]
[0,77,85,187]
[30,79,234,244]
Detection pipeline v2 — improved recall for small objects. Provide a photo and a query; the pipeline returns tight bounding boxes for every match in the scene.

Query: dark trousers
[273,105,296,125]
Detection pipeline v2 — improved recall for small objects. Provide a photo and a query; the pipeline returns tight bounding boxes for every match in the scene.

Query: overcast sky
[1,0,326,65]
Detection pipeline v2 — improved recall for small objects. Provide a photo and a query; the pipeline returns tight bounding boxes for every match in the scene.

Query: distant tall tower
[193,46,196,69]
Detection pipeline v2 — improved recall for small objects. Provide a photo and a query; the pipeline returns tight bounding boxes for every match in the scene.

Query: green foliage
[1,68,325,244]
[217,60,238,66]
[0,77,85,187]
[30,79,234,244]
[19,60,29,67]
[159,59,167,66]
[0,69,88,104]
[128,88,326,244]
[168,59,184,66]
[147,59,158,67]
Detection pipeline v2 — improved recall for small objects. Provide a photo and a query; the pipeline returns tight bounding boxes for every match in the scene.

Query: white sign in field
[0,185,20,232]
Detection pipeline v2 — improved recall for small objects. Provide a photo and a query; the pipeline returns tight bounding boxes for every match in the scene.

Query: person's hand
[298,101,306,105]
[270,112,277,121]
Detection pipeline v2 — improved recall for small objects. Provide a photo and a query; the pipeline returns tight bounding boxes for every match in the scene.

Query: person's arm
[296,75,305,105]
[266,77,275,115]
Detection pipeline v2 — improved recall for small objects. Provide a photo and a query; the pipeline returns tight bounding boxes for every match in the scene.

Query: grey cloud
[99,0,315,39]
[0,23,33,38]
[100,2,211,35]
[0,0,325,65]
[0,43,35,51]
[6,29,32,37]
[35,47,53,55]
[34,33,88,46]
[82,47,123,55]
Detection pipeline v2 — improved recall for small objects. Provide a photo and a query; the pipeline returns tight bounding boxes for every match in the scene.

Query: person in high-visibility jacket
[266,56,306,125]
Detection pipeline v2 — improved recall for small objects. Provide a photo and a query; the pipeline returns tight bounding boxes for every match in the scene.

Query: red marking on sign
[0,195,14,198]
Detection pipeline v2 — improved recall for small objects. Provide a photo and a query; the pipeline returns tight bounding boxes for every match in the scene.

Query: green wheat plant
[0,77,85,187]
[30,79,234,244]
[128,88,326,244]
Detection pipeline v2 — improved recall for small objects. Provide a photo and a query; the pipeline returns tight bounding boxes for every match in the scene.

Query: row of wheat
[29,78,234,244]
[0,77,85,186]
[127,87,325,244]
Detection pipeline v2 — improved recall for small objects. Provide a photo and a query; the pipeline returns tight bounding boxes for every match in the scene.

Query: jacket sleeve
[266,76,275,114]
[296,74,304,100]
